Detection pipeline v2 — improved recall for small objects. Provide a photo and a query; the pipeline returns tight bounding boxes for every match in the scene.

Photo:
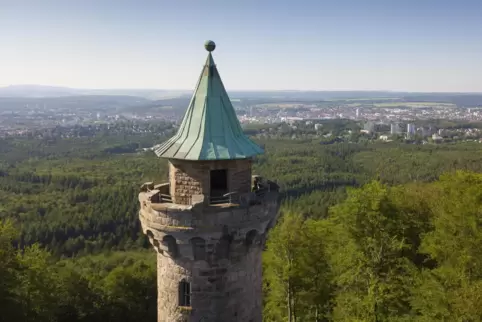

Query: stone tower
[139,41,280,322]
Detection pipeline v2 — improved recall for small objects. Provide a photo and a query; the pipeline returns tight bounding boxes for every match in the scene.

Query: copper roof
[154,41,263,160]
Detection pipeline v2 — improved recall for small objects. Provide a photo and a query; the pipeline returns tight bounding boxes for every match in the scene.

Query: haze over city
[2,0,482,92]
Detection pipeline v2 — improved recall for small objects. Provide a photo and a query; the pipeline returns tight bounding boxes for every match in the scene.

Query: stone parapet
[139,182,280,261]
[140,191,278,231]
[139,174,280,322]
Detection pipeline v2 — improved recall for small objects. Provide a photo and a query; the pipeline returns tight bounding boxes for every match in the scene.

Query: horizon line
[2,84,482,95]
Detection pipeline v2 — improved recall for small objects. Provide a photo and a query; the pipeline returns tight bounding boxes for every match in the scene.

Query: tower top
[154,41,264,160]
[204,40,216,52]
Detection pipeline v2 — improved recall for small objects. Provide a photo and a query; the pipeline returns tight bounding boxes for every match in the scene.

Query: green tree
[14,244,57,321]
[327,182,418,322]
[298,219,333,321]
[0,221,25,322]
[412,171,482,321]
[263,212,333,322]
[264,211,306,322]
[101,261,157,321]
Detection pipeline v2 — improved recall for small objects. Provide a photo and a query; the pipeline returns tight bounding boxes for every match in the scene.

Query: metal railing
[209,192,239,205]
[254,187,268,198]
[159,193,172,203]
[149,184,272,205]
[210,186,271,205]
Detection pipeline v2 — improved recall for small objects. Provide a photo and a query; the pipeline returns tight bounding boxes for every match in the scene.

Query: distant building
[363,121,375,133]
[406,123,416,138]
[390,123,401,135]
[356,108,360,119]
[432,133,443,141]
[314,123,323,131]
[421,127,434,137]
[407,123,416,134]
[379,135,389,141]
[282,116,303,125]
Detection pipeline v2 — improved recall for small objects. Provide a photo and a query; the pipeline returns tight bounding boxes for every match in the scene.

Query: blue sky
[1,0,482,92]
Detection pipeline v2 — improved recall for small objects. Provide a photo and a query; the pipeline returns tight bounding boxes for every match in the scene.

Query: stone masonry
[139,165,280,322]
[169,159,252,205]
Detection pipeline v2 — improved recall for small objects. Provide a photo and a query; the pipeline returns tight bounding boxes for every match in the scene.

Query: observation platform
[138,175,280,243]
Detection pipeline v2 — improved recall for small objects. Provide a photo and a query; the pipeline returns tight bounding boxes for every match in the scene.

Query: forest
[264,171,482,321]
[1,124,482,321]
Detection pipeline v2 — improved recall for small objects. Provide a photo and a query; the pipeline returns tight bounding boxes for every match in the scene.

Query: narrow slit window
[245,230,258,248]
[191,237,206,261]
[162,235,179,258]
[179,279,191,307]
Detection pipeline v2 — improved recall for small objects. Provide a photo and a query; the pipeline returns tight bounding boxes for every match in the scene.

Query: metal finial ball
[204,40,216,52]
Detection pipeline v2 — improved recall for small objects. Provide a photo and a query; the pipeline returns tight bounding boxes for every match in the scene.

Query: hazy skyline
[1,0,482,92]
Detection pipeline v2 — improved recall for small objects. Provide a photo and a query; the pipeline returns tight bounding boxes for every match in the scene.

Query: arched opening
[162,235,178,258]
[190,237,206,261]
[178,279,191,307]
[153,239,160,251]
[216,234,232,259]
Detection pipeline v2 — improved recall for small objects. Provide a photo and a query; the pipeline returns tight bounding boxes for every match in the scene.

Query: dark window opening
[179,279,191,307]
[163,235,179,258]
[216,234,232,259]
[245,230,258,248]
[191,237,206,261]
[210,169,228,197]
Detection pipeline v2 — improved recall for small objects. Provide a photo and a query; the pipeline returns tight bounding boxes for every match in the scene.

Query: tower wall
[169,159,252,205]
[139,177,280,322]
[156,242,263,322]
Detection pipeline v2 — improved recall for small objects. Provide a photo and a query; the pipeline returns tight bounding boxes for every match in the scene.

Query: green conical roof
[154,41,264,160]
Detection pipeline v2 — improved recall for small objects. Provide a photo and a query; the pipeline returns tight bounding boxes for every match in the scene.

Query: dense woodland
[264,171,482,321]
[1,122,482,321]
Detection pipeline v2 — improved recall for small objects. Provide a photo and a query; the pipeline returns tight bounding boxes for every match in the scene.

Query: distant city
[1,85,482,143]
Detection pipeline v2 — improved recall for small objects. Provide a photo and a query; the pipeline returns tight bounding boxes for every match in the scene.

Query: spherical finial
[204,40,216,52]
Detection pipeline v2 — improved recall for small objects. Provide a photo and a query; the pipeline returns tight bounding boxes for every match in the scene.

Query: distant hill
[0,85,79,98]
[228,90,405,100]
[0,85,190,100]
[2,85,482,107]
[402,93,482,107]
[0,95,150,111]
[2,85,405,100]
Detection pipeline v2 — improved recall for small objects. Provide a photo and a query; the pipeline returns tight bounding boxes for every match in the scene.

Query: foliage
[411,172,482,321]
[263,171,482,322]
[264,212,333,322]
[0,226,156,322]
[1,123,482,320]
